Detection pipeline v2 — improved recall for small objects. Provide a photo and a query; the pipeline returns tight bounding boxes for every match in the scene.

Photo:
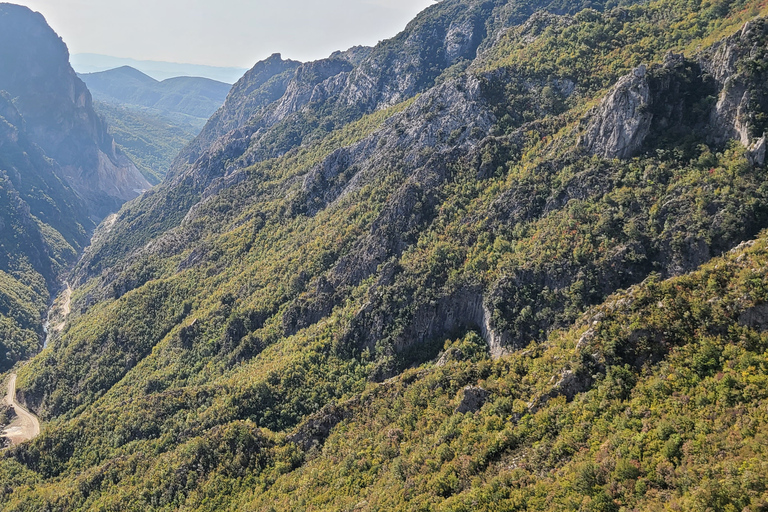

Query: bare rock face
[739,303,768,331]
[287,401,355,452]
[552,370,593,401]
[0,4,149,218]
[264,58,354,125]
[748,135,766,166]
[580,65,652,159]
[708,78,752,147]
[456,386,490,414]
[702,19,768,148]
[445,18,477,63]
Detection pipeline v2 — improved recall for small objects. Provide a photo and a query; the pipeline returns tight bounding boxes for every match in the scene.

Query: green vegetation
[94,101,200,183]
[240,235,768,511]
[3,0,768,509]
[0,93,91,370]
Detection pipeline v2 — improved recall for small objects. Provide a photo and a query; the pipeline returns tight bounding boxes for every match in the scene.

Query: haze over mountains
[79,66,231,122]
[2,0,768,510]
[71,53,248,83]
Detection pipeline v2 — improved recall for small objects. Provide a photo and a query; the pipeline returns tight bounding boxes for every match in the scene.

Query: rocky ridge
[73,7,768,367]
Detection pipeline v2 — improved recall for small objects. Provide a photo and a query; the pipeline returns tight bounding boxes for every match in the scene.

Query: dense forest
[2,0,768,509]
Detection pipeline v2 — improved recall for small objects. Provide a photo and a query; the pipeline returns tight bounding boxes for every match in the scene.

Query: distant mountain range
[71,53,248,83]
[79,66,232,183]
[79,66,231,122]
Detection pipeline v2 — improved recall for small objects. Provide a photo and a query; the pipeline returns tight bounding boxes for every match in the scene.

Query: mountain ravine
[3,0,768,510]
[0,3,150,373]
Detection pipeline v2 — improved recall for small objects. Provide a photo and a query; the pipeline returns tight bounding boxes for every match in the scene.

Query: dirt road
[2,373,40,445]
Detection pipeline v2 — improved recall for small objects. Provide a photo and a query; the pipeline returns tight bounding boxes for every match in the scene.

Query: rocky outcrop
[701,19,768,148]
[580,52,717,159]
[584,18,768,160]
[171,53,302,173]
[299,74,495,218]
[738,303,768,331]
[580,65,653,159]
[264,58,354,125]
[748,135,766,166]
[287,401,356,452]
[456,386,490,413]
[0,92,90,273]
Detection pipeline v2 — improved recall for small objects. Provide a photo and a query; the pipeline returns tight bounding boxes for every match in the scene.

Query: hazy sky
[10,0,436,67]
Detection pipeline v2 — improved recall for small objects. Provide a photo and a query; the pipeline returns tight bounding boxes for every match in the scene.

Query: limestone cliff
[0,3,149,218]
[582,19,768,161]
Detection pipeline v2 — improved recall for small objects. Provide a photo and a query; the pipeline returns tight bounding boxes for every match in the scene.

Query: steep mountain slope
[0,4,150,370]
[3,0,768,509]
[0,3,149,218]
[0,93,91,370]
[227,233,768,511]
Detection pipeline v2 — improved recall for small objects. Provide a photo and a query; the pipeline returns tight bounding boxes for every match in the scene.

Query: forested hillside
[3,0,768,509]
[92,101,202,184]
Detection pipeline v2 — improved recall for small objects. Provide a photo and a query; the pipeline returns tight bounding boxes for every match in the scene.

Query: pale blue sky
[11,0,435,67]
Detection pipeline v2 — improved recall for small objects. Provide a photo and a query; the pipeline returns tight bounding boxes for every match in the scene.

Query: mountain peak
[84,65,159,85]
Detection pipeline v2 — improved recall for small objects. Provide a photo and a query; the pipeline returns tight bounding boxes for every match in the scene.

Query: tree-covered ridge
[4,205,768,511]
[2,0,768,509]
[238,232,768,511]
[79,66,230,122]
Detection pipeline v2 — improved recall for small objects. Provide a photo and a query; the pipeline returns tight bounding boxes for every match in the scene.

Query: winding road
[1,283,67,446]
[2,373,40,445]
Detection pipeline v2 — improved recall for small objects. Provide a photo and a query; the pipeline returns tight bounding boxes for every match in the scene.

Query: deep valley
[1,0,768,510]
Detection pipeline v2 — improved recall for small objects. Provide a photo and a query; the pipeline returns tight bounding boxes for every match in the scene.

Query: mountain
[3,0,768,510]
[79,67,231,122]
[71,53,249,83]
[0,3,150,371]
[0,92,90,368]
[90,101,202,184]
[0,4,150,219]
[79,66,231,182]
